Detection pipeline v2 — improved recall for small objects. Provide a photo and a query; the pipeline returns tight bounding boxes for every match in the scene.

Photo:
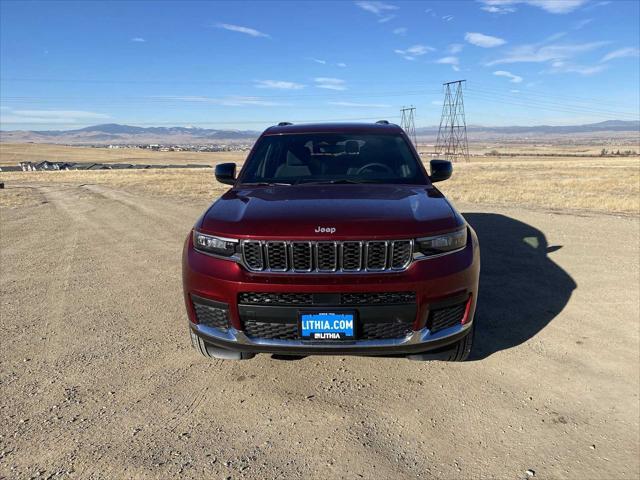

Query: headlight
[415,227,467,257]
[193,231,239,257]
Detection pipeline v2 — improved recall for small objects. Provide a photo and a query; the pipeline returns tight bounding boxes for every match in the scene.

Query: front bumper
[182,227,480,356]
[189,320,473,356]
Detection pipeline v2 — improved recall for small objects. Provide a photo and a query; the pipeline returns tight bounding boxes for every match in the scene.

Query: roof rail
[277,122,293,126]
[375,120,389,125]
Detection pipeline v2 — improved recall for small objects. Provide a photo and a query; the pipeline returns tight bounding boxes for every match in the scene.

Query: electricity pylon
[435,80,469,162]
[400,106,417,147]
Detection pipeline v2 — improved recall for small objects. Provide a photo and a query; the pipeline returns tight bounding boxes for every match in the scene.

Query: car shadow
[463,212,577,360]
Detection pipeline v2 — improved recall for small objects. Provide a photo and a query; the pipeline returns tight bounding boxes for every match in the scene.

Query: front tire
[407,324,475,362]
[189,330,255,360]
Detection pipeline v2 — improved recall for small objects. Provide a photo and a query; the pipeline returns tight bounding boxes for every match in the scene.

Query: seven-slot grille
[241,240,413,273]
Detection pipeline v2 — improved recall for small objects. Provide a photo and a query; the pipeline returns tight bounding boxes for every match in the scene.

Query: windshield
[238,133,428,185]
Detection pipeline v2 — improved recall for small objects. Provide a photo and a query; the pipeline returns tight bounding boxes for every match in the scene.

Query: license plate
[299,311,356,341]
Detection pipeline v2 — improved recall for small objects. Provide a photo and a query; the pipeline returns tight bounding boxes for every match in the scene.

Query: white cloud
[155,95,283,106]
[510,89,520,93]
[394,44,435,60]
[254,80,305,90]
[314,77,347,90]
[378,14,396,23]
[487,40,609,65]
[448,43,464,54]
[216,23,270,38]
[393,27,408,35]
[329,101,391,108]
[442,15,454,21]
[1,108,111,125]
[10,109,110,119]
[584,0,610,9]
[601,47,640,62]
[355,1,398,16]
[493,70,523,83]
[309,58,347,68]
[228,97,281,106]
[525,0,588,13]
[436,56,459,65]
[573,18,593,29]
[465,32,507,48]
[436,56,460,71]
[131,37,146,43]
[481,4,516,13]
[545,63,607,75]
[478,0,587,14]
[545,32,568,42]
[425,8,436,17]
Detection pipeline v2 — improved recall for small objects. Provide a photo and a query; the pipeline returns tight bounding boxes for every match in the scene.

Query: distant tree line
[485,149,638,157]
[600,149,638,156]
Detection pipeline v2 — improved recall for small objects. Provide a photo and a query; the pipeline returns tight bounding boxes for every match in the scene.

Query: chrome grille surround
[316,241,338,272]
[341,241,363,271]
[265,241,288,271]
[242,241,264,270]
[390,240,413,270]
[240,239,414,273]
[291,242,313,272]
[365,241,388,271]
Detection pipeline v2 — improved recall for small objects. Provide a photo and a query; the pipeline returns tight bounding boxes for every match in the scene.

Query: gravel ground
[1,183,638,480]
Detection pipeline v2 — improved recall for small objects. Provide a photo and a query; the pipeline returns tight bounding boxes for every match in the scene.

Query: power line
[0,115,403,127]
[2,91,635,120]
[3,76,637,115]
[466,88,639,117]
[3,75,635,110]
[466,90,639,120]
[2,75,634,107]
[469,82,637,110]
[0,89,443,102]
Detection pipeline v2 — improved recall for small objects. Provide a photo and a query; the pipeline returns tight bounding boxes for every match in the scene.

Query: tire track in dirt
[26,185,242,478]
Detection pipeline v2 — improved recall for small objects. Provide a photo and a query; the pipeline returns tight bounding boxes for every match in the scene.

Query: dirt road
[1,183,638,480]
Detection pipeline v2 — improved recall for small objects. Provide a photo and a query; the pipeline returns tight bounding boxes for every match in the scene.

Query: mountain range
[0,120,638,144]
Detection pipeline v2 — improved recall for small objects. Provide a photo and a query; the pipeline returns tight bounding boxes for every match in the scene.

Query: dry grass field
[1,142,638,215]
[0,142,247,166]
[432,143,639,157]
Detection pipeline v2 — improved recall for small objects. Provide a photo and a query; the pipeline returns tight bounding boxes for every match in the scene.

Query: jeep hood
[198,184,463,239]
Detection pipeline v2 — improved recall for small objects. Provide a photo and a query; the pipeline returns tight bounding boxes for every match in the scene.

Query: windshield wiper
[240,182,293,186]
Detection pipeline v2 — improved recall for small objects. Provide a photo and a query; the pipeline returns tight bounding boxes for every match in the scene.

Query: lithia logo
[315,226,336,233]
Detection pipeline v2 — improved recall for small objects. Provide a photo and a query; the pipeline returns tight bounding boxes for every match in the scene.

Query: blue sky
[1,0,639,130]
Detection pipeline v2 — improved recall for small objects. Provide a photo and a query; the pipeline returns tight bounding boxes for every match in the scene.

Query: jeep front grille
[241,240,413,273]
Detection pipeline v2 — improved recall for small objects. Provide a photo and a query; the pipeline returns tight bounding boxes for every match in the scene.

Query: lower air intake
[428,302,467,333]
[192,296,230,330]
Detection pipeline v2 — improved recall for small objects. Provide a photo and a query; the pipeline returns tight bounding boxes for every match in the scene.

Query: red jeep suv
[182,122,480,361]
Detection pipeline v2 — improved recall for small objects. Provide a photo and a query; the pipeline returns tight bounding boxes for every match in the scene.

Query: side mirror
[215,163,236,185]
[429,159,452,183]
